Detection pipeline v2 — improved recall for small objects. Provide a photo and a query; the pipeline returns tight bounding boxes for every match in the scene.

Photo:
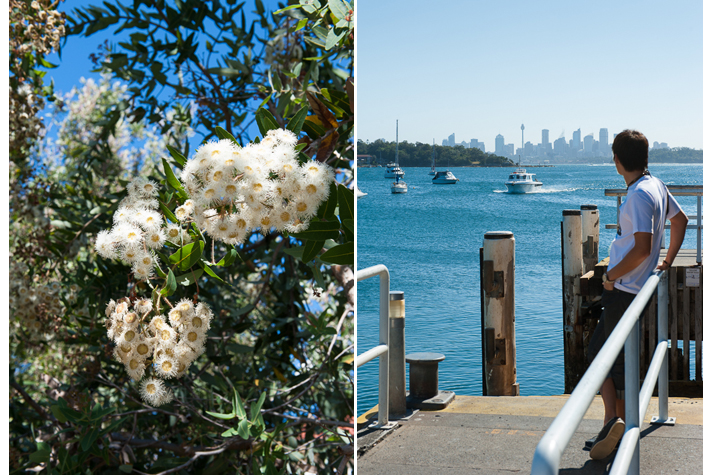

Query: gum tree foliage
[9,0,354,473]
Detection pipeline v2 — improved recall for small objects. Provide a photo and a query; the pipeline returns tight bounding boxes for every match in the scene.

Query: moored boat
[432,170,459,184]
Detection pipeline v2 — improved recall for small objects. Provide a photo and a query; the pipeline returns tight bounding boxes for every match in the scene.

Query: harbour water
[356,164,702,416]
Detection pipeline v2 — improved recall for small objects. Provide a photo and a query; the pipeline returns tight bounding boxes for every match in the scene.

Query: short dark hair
[612,129,648,172]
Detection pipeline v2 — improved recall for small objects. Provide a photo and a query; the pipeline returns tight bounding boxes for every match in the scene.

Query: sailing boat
[390,120,407,194]
[429,139,436,175]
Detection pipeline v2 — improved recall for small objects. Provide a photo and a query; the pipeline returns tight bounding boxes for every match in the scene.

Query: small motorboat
[432,170,459,184]
[505,168,542,193]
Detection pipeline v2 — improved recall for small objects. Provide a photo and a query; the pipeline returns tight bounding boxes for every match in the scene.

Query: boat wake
[493,187,582,194]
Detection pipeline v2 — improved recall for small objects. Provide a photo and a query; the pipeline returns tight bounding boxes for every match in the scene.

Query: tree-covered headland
[358,139,514,167]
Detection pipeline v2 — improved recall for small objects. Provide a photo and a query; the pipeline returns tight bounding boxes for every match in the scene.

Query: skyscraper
[495,134,505,156]
[448,133,456,147]
[572,129,581,150]
[599,128,609,155]
[542,129,549,147]
[583,134,594,153]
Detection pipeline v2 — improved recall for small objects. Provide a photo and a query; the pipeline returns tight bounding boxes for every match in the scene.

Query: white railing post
[654,270,672,424]
[377,268,390,426]
[624,319,641,475]
[356,265,391,427]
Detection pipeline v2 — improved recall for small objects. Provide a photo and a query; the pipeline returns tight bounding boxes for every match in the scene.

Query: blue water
[356,164,702,415]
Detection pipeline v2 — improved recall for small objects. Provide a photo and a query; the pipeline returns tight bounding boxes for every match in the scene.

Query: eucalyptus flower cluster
[94,177,184,282]
[9,261,84,341]
[105,297,213,406]
[178,128,334,245]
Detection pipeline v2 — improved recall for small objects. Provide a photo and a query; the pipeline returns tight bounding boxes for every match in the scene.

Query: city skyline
[361,123,681,158]
[357,1,702,150]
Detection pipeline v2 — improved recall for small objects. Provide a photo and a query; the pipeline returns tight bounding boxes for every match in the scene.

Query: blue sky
[356,0,703,150]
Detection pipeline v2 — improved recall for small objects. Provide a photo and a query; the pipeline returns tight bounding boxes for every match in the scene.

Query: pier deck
[357,395,702,474]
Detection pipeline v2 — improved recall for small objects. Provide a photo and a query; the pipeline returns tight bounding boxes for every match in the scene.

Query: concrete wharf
[357,394,702,474]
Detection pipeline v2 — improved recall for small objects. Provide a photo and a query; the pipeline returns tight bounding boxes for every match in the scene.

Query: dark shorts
[587,288,637,399]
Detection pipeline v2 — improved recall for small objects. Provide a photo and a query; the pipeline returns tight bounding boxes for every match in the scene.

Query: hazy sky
[356,0,702,150]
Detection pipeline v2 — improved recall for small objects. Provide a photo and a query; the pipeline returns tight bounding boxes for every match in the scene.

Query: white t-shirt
[608,174,681,294]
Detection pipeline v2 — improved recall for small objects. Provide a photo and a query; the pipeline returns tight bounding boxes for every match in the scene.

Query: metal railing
[531,269,672,475]
[356,265,393,427]
[605,185,702,263]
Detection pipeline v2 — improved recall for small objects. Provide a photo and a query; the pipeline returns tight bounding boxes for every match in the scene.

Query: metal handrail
[356,265,391,427]
[604,185,702,264]
[531,270,670,475]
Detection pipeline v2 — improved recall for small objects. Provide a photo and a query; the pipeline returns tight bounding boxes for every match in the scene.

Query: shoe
[589,418,625,460]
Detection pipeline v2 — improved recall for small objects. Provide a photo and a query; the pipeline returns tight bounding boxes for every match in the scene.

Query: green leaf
[301,239,324,263]
[235,391,247,420]
[90,405,115,422]
[319,242,353,265]
[80,426,100,452]
[255,108,280,137]
[325,27,347,50]
[162,158,187,199]
[215,126,239,146]
[337,184,354,221]
[328,0,350,20]
[162,269,177,296]
[221,427,239,437]
[29,448,51,464]
[289,220,340,241]
[118,465,133,473]
[250,392,267,421]
[237,419,251,440]
[166,144,187,168]
[50,404,67,423]
[199,261,225,284]
[216,248,239,267]
[169,241,205,271]
[342,219,354,233]
[286,107,308,135]
[206,409,236,420]
[176,268,203,286]
[282,247,304,260]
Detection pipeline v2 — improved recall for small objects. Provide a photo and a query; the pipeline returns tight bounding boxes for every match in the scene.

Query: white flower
[140,378,173,406]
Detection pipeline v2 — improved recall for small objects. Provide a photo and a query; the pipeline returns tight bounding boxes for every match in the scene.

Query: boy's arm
[657,210,689,271]
[605,232,652,289]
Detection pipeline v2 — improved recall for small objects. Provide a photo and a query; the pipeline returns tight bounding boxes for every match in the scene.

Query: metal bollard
[405,352,454,409]
[480,231,519,396]
[389,291,407,417]
[562,210,584,393]
[580,204,599,274]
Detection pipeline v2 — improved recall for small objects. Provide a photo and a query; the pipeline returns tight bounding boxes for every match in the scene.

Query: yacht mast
[395,120,399,166]
[432,139,435,169]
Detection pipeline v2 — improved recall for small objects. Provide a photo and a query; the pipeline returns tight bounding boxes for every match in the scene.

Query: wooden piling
[562,210,584,393]
[481,231,519,396]
[580,205,599,273]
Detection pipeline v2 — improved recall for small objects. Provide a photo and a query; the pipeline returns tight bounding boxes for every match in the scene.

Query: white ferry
[505,168,542,193]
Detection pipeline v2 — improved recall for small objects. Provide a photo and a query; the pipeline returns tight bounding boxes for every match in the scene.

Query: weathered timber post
[389,291,407,416]
[580,204,599,273]
[562,210,584,393]
[480,231,519,396]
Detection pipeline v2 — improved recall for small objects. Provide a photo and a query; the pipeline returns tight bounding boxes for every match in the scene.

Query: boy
[587,130,688,460]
